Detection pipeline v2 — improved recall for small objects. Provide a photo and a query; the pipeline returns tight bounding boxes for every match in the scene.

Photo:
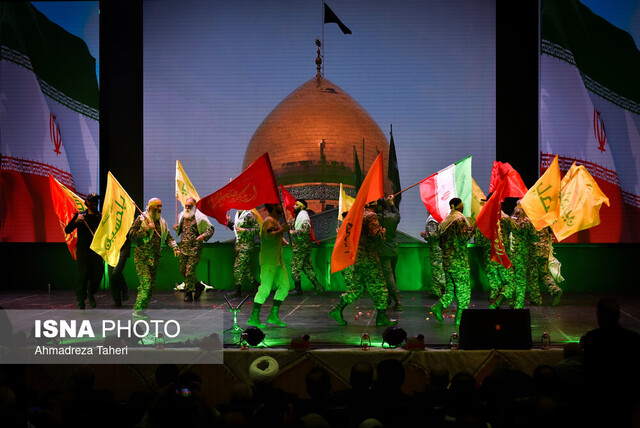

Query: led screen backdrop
[0,2,99,242]
[540,0,640,243]
[143,0,496,242]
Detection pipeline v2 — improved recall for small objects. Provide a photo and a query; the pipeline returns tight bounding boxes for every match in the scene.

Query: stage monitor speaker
[458,309,532,350]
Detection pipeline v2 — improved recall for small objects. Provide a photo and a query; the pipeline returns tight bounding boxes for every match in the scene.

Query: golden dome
[243,75,392,213]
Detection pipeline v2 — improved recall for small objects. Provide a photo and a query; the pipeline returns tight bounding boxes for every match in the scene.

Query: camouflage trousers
[234,246,256,288]
[179,251,201,292]
[429,245,446,297]
[510,255,532,308]
[486,260,514,301]
[340,257,388,310]
[438,261,471,311]
[532,255,562,298]
[291,249,318,283]
[133,257,159,310]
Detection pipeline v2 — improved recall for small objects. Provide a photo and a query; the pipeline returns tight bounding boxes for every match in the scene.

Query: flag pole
[278,189,292,244]
[267,155,291,242]
[132,200,163,239]
[82,218,95,237]
[392,179,425,198]
[321,0,325,76]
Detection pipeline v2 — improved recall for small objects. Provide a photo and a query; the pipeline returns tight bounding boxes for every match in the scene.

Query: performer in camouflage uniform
[330,201,397,327]
[289,199,324,296]
[65,193,103,309]
[421,215,446,298]
[474,200,514,308]
[532,226,563,306]
[174,198,215,302]
[430,198,475,326]
[502,201,539,308]
[376,196,402,310]
[129,198,179,316]
[227,209,261,297]
[247,203,290,328]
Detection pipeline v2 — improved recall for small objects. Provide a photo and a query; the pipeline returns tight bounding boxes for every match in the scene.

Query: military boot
[194,282,204,301]
[312,278,325,295]
[266,300,287,327]
[430,301,444,322]
[388,288,402,311]
[329,299,348,326]
[226,285,242,298]
[289,280,303,296]
[375,309,398,327]
[551,289,563,306]
[247,303,266,328]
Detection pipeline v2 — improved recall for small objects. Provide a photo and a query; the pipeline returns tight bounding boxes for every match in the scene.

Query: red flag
[476,178,512,268]
[476,169,528,268]
[197,153,280,225]
[331,153,384,273]
[488,161,528,195]
[280,184,296,222]
[48,174,86,259]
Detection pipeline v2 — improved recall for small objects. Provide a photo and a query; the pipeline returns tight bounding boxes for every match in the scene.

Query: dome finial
[315,38,323,76]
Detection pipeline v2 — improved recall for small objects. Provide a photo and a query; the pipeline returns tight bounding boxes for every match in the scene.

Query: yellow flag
[337,183,355,221]
[521,155,561,230]
[175,160,200,206]
[551,163,610,242]
[90,172,136,266]
[251,208,263,230]
[470,178,486,223]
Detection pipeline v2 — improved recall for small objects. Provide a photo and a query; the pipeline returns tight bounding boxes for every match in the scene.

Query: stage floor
[3,289,640,350]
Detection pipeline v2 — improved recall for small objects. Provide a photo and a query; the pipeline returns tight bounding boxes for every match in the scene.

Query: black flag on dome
[388,125,402,207]
[324,2,352,34]
[353,146,363,192]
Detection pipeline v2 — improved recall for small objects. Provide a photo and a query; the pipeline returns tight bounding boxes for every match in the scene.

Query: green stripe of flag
[454,156,473,218]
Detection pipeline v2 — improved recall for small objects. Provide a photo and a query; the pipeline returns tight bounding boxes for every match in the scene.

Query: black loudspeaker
[458,309,532,350]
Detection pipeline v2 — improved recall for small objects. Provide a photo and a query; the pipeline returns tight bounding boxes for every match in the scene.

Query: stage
[2,288,638,348]
[2,289,640,404]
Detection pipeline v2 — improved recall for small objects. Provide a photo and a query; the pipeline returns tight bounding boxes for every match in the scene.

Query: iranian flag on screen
[419,156,472,223]
[0,3,99,242]
[540,0,640,242]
